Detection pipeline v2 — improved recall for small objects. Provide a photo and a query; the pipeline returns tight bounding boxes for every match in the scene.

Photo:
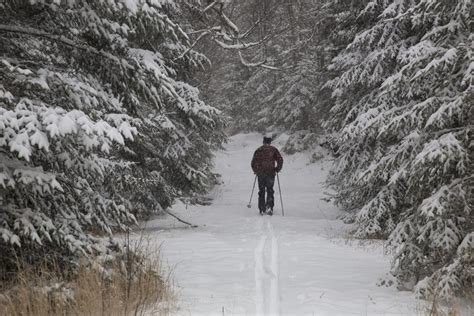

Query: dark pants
[257,174,275,212]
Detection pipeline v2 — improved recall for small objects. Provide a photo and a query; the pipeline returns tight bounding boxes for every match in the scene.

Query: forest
[0,0,472,315]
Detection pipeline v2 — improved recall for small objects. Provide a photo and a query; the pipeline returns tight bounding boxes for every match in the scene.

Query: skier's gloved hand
[275,167,281,173]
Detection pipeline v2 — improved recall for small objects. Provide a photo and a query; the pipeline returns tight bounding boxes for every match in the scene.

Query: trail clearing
[144,133,420,315]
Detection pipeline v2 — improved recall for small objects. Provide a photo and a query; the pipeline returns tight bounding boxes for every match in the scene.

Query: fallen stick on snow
[164,209,198,228]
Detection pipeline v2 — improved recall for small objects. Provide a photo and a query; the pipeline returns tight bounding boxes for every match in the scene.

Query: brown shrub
[0,241,174,316]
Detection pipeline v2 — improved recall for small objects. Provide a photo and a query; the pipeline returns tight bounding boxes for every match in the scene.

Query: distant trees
[195,0,366,148]
[0,0,224,275]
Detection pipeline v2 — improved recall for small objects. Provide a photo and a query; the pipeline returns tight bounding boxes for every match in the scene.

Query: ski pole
[277,173,284,216]
[247,175,257,208]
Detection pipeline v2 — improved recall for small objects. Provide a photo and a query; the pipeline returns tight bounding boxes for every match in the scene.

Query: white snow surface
[144,133,421,315]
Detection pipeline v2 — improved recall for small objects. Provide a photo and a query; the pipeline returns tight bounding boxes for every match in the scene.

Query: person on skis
[251,134,283,215]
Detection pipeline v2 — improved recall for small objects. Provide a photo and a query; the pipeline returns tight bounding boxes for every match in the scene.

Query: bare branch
[185,1,280,70]
[238,52,279,71]
[188,26,221,35]
[163,209,198,228]
[239,16,264,39]
[176,31,211,60]
[219,11,240,35]
[202,1,219,13]
[213,39,264,50]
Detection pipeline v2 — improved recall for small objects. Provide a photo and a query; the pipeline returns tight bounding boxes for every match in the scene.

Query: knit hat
[263,133,272,144]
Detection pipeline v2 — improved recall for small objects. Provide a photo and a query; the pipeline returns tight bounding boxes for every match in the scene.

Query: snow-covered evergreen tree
[326,0,472,299]
[0,0,224,274]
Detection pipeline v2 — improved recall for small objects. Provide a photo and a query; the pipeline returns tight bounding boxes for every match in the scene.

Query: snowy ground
[143,133,422,315]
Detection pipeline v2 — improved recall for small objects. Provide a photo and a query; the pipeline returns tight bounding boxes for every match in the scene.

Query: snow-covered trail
[145,133,419,315]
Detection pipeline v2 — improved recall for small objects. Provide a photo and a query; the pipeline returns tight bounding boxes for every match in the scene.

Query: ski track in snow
[254,221,266,315]
[143,133,422,315]
[268,221,281,315]
[255,220,281,316]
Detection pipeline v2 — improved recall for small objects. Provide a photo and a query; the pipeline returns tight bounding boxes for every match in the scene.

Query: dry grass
[424,297,456,316]
[0,238,175,316]
[422,286,473,316]
[423,297,464,316]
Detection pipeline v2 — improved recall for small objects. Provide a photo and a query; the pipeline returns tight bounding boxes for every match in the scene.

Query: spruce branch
[0,24,132,70]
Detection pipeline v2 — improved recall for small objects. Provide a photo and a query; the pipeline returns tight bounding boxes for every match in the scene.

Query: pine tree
[326,0,472,299]
[0,0,224,274]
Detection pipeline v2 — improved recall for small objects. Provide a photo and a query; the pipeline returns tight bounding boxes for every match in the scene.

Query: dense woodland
[0,0,225,287]
[0,0,472,308]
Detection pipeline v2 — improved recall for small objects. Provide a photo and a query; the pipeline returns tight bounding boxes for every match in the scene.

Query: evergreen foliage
[0,0,224,275]
[326,0,473,299]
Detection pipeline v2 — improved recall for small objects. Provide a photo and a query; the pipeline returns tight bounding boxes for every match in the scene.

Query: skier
[251,134,283,215]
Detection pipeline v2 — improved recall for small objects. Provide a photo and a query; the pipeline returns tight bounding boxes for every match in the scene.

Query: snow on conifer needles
[0,0,224,278]
[1,0,471,308]
[326,0,472,300]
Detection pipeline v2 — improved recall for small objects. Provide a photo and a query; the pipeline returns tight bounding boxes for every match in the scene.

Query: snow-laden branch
[185,1,279,70]
[203,1,219,13]
[219,11,240,35]
[0,24,132,69]
[176,31,211,60]
[214,39,265,50]
[238,52,279,70]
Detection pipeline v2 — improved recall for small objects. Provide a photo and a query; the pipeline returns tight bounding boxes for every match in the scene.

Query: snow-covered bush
[326,0,472,299]
[0,0,224,275]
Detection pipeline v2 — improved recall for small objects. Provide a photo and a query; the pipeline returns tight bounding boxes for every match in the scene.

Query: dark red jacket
[251,145,283,175]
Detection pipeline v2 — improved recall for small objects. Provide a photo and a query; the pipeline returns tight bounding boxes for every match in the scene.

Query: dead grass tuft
[0,236,174,316]
[422,285,473,316]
